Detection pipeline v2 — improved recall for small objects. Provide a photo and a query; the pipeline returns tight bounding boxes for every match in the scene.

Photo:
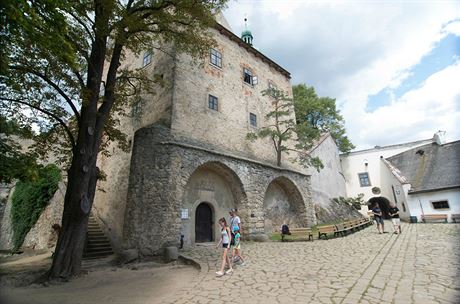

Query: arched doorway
[368,196,391,219]
[195,202,213,242]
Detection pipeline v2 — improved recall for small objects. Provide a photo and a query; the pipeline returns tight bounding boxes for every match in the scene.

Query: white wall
[307,135,347,208]
[379,162,412,221]
[406,189,460,223]
[340,140,432,216]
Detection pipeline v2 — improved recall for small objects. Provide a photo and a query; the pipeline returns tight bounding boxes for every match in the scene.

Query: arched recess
[181,161,247,245]
[263,176,307,235]
[368,196,392,219]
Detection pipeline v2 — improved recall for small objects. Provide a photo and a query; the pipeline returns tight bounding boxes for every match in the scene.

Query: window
[432,200,449,209]
[249,113,257,127]
[401,202,406,212]
[143,52,152,67]
[210,48,222,68]
[243,68,258,85]
[208,94,218,111]
[358,172,371,187]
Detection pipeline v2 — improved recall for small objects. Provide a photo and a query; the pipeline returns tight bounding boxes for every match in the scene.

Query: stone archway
[263,176,307,235]
[368,196,392,219]
[181,161,247,245]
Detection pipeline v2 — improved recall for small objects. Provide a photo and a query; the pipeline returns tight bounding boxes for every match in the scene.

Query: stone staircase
[83,215,114,259]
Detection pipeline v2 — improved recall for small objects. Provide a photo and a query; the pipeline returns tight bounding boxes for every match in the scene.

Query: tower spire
[241,17,253,46]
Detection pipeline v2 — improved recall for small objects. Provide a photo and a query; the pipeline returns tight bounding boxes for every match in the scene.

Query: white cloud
[353,61,460,148]
[223,1,460,150]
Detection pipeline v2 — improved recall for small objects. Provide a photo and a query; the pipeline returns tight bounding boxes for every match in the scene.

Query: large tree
[1,0,226,279]
[293,84,355,153]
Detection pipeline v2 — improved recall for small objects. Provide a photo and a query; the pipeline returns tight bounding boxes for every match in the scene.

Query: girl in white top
[215,217,233,277]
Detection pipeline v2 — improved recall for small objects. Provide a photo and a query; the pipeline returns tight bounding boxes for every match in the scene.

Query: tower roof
[241,18,253,45]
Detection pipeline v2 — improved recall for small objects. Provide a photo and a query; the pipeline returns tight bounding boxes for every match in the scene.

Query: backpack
[281,224,290,235]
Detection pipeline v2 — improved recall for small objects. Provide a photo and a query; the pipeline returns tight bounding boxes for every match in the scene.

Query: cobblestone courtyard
[173,222,460,304]
[1,222,459,304]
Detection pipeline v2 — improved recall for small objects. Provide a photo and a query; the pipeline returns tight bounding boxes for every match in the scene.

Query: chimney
[433,131,446,145]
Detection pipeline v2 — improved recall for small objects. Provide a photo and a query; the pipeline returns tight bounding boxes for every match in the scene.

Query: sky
[222,0,460,151]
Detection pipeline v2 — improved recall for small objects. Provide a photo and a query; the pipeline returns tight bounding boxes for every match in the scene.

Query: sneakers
[215,271,224,277]
[225,268,234,274]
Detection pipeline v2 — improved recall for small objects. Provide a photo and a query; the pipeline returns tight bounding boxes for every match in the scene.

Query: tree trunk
[276,148,282,166]
[49,149,99,279]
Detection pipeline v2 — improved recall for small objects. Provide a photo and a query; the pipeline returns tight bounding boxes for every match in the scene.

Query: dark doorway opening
[368,196,392,219]
[195,203,213,242]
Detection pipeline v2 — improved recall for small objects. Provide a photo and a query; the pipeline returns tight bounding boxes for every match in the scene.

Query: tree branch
[64,9,95,43]
[9,65,81,124]
[1,97,76,148]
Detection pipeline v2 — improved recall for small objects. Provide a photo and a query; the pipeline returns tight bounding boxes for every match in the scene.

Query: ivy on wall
[11,164,61,251]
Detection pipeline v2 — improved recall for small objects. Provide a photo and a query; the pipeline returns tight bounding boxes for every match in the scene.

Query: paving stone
[161,223,460,303]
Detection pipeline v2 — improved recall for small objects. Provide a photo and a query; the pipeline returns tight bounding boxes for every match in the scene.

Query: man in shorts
[388,202,401,234]
[372,203,385,234]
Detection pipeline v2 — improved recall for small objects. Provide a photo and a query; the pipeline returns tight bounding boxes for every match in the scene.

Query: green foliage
[1,0,228,168]
[293,84,355,153]
[0,115,40,183]
[11,165,61,251]
[247,87,323,171]
[331,193,365,210]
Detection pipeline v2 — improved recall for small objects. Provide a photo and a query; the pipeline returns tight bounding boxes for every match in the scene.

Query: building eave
[213,22,291,79]
[381,158,409,184]
[408,185,460,195]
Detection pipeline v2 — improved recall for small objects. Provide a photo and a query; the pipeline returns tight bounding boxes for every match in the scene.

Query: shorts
[232,244,241,250]
[223,243,229,248]
[375,217,384,225]
[391,218,400,225]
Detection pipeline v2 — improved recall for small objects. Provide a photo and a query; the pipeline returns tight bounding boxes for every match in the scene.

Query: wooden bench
[273,227,314,242]
[318,225,337,240]
[451,214,460,223]
[334,222,354,237]
[421,214,448,223]
[356,218,371,229]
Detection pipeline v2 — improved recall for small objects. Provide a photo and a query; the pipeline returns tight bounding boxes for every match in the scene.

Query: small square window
[250,113,257,127]
[143,52,152,67]
[358,172,371,187]
[210,48,222,68]
[244,68,253,85]
[432,200,449,209]
[208,94,218,111]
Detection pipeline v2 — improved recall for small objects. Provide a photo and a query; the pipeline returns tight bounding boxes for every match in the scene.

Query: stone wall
[170,27,300,170]
[123,124,313,255]
[315,198,363,225]
[22,182,66,251]
[92,44,176,251]
[0,184,15,251]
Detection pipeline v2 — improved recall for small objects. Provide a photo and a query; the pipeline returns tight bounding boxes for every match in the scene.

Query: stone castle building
[90,15,315,255]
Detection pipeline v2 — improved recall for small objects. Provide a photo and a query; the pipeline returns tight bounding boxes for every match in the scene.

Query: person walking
[215,217,233,277]
[231,226,245,266]
[229,208,241,261]
[388,203,401,234]
[229,208,241,234]
[372,203,385,234]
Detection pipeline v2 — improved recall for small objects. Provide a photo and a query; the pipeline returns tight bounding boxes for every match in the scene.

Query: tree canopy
[1,0,227,279]
[293,84,355,153]
[247,88,323,171]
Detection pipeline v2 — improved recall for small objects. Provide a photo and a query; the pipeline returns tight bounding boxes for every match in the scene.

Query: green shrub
[11,164,61,251]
